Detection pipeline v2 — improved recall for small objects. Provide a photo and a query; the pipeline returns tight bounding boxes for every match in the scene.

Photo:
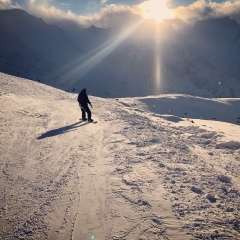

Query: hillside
[0,9,81,83]
[1,72,240,239]
[0,9,240,98]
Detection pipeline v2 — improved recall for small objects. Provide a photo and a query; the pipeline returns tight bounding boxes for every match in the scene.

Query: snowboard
[89,120,98,124]
[79,119,97,124]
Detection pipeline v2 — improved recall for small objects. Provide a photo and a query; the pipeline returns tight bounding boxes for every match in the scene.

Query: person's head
[81,88,86,93]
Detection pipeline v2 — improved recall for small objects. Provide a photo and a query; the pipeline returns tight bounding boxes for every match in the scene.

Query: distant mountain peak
[87,24,105,34]
[0,8,46,29]
[88,24,98,29]
[194,16,240,31]
[0,9,239,98]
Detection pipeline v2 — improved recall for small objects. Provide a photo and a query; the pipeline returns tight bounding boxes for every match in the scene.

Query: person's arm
[77,94,80,103]
[87,96,92,107]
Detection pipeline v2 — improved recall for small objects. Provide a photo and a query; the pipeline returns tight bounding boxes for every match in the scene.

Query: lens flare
[154,25,161,93]
[139,0,172,23]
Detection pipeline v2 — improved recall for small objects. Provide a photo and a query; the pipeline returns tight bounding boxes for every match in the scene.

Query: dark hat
[82,88,86,93]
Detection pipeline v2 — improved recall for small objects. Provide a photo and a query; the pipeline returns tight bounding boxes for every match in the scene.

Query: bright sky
[1,0,240,27]
[10,0,227,15]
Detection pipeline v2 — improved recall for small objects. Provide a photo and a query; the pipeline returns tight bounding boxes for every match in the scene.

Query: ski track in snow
[0,73,240,240]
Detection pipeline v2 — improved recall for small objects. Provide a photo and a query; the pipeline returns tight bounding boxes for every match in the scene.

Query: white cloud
[101,0,108,4]
[0,0,19,9]
[84,1,240,28]
[34,6,75,20]
[90,4,141,28]
[25,2,141,28]
[26,3,92,27]
[1,0,239,29]
[28,0,36,4]
[171,0,240,26]
[61,3,69,7]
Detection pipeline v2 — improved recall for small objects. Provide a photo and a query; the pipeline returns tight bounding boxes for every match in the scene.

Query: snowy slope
[0,72,240,239]
[0,9,81,82]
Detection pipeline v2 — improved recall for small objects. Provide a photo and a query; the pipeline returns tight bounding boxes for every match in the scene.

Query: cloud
[25,2,141,28]
[101,0,108,4]
[20,1,91,26]
[171,0,240,26]
[89,0,240,28]
[61,3,69,7]
[90,4,142,28]
[28,0,36,4]
[0,0,19,9]
[1,0,240,29]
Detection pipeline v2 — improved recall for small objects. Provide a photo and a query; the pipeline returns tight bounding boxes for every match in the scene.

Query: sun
[139,0,172,23]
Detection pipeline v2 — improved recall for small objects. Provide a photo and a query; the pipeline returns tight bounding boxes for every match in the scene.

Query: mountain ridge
[0,9,239,98]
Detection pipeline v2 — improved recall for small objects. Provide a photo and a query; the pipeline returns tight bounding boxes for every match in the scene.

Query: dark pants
[80,105,91,120]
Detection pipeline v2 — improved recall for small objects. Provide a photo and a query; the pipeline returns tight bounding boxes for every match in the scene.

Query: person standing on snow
[77,88,93,122]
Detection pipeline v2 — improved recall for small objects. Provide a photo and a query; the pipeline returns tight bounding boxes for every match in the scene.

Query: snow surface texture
[0,72,240,239]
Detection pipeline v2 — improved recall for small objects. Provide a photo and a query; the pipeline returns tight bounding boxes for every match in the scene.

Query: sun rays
[54,9,165,95]
[154,24,161,92]
[55,19,144,88]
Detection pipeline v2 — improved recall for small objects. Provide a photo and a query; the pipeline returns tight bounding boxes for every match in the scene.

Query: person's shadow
[37,121,87,139]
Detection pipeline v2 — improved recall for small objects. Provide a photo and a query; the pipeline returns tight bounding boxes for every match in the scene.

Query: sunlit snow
[1,73,240,239]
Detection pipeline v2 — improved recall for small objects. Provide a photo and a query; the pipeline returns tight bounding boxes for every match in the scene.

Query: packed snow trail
[0,74,117,240]
[1,73,240,239]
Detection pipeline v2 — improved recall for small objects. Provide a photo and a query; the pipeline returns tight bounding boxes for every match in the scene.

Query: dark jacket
[77,89,91,107]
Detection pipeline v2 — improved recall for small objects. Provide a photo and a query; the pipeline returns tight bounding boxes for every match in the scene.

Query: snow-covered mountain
[0,9,82,82]
[1,73,240,239]
[0,9,240,98]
